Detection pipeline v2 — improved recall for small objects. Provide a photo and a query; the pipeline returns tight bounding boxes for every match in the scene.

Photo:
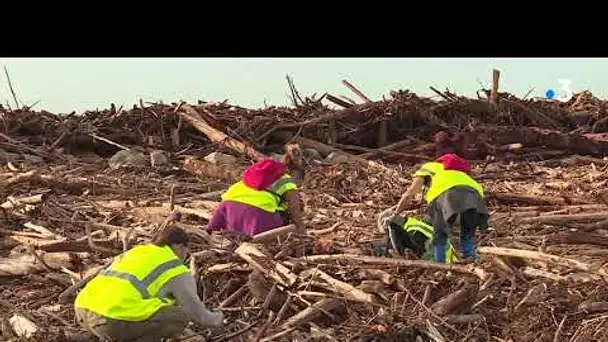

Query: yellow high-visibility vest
[401,217,457,264]
[75,244,190,321]
[412,162,484,204]
[221,174,298,213]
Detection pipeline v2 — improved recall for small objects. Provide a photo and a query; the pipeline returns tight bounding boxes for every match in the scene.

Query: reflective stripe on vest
[74,244,190,321]
[100,259,184,299]
[221,174,297,213]
[413,162,484,204]
[403,217,434,238]
[401,217,457,264]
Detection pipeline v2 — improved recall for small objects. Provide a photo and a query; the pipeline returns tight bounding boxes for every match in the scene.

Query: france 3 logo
[545,79,573,103]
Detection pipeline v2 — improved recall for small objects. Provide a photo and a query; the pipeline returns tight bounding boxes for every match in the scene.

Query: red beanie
[242,158,286,190]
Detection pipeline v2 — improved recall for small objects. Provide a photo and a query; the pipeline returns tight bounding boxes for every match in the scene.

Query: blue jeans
[433,208,478,263]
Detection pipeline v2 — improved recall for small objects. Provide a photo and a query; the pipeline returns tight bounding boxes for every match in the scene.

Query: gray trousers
[75,306,189,342]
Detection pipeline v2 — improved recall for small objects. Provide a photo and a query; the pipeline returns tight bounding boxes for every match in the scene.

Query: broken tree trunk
[521,267,568,282]
[251,224,297,243]
[0,252,72,277]
[235,242,297,287]
[1,194,46,210]
[578,302,608,313]
[487,192,592,206]
[474,126,608,156]
[325,94,354,108]
[290,254,488,280]
[490,69,500,109]
[179,105,266,160]
[7,235,119,253]
[547,231,608,247]
[430,284,478,316]
[478,246,607,276]
[300,268,376,304]
[342,80,373,103]
[281,298,343,329]
[519,212,608,224]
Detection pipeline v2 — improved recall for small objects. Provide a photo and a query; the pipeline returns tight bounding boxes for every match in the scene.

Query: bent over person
[391,131,489,263]
[381,215,457,263]
[207,157,305,237]
[74,227,224,342]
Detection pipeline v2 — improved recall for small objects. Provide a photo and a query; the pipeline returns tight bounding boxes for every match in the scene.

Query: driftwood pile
[4,73,608,164]
[2,75,608,341]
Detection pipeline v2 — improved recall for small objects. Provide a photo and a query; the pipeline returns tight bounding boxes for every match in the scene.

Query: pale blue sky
[0,58,605,113]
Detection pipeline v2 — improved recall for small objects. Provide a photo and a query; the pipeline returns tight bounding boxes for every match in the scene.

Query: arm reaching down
[283,190,305,233]
[394,176,425,216]
[160,273,224,328]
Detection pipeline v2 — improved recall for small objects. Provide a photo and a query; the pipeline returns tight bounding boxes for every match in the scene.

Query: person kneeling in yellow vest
[74,227,224,342]
[378,215,457,264]
[391,131,489,263]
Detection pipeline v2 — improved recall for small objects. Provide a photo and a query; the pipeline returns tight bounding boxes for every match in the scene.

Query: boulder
[325,152,351,164]
[150,150,170,167]
[108,149,148,169]
[204,152,237,165]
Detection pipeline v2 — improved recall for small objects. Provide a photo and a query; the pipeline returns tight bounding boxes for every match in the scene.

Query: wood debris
[1,76,608,341]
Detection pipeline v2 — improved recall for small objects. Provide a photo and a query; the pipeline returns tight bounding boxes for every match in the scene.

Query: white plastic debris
[9,314,38,339]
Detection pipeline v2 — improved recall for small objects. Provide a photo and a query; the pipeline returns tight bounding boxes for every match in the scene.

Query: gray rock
[108,149,148,169]
[23,154,44,164]
[303,148,323,161]
[325,152,352,164]
[0,149,19,162]
[203,152,237,165]
[150,150,170,167]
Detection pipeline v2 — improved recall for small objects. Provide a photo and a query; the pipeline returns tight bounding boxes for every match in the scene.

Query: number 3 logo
[556,79,573,103]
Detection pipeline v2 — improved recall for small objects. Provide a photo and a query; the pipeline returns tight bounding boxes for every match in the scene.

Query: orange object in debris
[370,324,388,333]
[314,238,334,254]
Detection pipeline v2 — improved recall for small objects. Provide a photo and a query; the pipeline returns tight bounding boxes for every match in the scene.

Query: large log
[183,157,243,183]
[290,254,488,280]
[474,126,608,156]
[519,212,608,224]
[578,302,608,313]
[487,192,592,206]
[8,235,118,253]
[251,224,297,243]
[0,252,72,277]
[281,298,343,329]
[478,247,607,276]
[235,242,297,287]
[430,284,478,316]
[548,231,608,247]
[300,268,376,304]
[1,194,46,210]
[179,105,266,160]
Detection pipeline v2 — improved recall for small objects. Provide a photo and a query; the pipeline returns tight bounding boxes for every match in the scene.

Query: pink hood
[436,153,470,173]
